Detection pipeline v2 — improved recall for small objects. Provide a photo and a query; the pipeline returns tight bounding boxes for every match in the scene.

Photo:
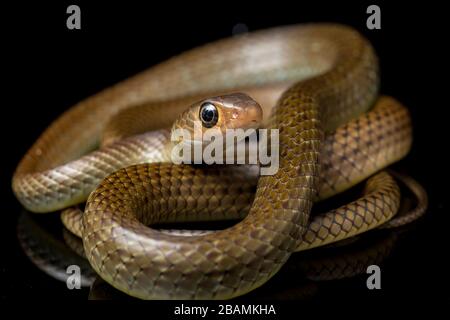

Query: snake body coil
[12,24,424,299]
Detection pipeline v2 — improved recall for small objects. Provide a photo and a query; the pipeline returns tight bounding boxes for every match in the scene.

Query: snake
[11,24,427,299]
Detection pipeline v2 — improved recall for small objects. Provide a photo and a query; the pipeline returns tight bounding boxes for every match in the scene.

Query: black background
[1,0,448,305]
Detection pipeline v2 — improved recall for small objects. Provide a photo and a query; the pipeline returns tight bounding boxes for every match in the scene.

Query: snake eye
[199,102,218,128]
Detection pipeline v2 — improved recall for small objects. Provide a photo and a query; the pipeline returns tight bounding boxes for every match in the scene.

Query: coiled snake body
[12,24,426,299]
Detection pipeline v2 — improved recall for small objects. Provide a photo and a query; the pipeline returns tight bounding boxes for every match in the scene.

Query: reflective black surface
[11,196,408,300]
[2,1,448,303]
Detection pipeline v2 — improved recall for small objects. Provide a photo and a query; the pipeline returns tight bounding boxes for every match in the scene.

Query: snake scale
[12,24,427,299]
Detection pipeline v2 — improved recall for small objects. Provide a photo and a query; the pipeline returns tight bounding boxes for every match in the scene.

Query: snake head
[171,92,263,145]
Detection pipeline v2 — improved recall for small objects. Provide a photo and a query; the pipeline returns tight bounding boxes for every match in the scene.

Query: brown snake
[12,24,427,299]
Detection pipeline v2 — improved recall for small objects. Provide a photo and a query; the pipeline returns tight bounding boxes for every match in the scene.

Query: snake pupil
[200,102,218,128]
